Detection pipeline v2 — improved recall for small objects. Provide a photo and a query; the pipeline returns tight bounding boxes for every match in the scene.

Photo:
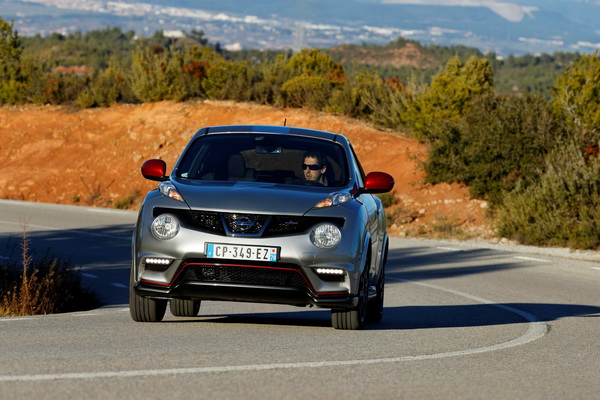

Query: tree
[404,55,494,141]
[552,51,600,139]
[280,48,345,109]
[0,18,25,103]
[130,45,220,102]
[423,93,567,205]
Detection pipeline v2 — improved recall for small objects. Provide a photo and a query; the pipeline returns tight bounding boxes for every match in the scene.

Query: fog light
[310,223,341,248]
[151,214,180,240]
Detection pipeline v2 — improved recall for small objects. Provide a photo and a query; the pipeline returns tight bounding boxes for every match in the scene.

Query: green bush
[130,45,217,102]
[281,74,333,109]
[404,55,494,141]
[28,71,91,105]
[328,70,408,128]
[284,48,345,79]
[80,60,135,107]
[552,51,600,138]
[279,49,345,110]
[203,60,260,101]
[248,54,286,105]
[423,93,568,205]
[0,18,26,103]
[497,141,600,249]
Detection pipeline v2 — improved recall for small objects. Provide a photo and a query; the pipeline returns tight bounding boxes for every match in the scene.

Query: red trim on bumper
[140,262,348,296]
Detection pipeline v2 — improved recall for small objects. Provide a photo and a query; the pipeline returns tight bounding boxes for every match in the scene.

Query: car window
[176,133,349,187]
[349,144,365,187]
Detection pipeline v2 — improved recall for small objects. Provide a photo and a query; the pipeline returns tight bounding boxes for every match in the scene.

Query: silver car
[130,125,394,329]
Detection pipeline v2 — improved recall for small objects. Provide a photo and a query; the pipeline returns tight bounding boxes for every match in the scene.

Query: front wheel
[367,263,385,323]
[331,268,369,330]
[170,298,201,317]
[129,266,167,322]
[129,284,167,322]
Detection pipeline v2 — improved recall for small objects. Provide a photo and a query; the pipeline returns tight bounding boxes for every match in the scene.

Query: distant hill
[3,0,599,56]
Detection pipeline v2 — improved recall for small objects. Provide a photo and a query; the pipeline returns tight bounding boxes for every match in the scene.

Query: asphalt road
[1,200,599,399]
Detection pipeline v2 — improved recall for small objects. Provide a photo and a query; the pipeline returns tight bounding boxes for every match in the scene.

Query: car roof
[193,125,348,144]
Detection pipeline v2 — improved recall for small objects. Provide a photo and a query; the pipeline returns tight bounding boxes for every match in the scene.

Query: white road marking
[87,208,125,214]
[513,256,550,263]
[0,317,34,322]
[111,283,128,289]
[0,279,547,382]
[592,267,600,271]
[82,273,98,279]
[435,246,462,251]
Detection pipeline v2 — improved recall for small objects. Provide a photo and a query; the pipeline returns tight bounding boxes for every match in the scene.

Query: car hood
[174,180,334,215]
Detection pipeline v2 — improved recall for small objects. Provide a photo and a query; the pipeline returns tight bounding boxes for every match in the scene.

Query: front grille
[223,213,269,235]
[179,262,309,289]
[153,208,343,238]
[187,210,225,235]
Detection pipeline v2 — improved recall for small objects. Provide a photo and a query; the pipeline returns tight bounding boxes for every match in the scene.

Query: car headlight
[151,214,180,240]
[310,223,341,249]
[158,181,184,202]
[314,192,352,208]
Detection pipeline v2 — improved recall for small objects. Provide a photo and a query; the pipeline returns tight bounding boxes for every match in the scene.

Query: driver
[302,151,327,185]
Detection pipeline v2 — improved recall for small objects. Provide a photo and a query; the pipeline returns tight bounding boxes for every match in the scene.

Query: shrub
[376,191,399,208]
[80,60,135,107]
[28,70,91,105]
[404,55,494,141]
[203,60,258,101]
[1,229,99,316]
[552,51,600,138]
[284,48,345,80]
[329,70,409,128]
[0,18,26,103]
[497,141,600,249]
[113,191,140,209]
[281,74,333,109]
[424,93,569,205]
[130,45,218,102]
[279,49,345,110]
[253,53,291,106]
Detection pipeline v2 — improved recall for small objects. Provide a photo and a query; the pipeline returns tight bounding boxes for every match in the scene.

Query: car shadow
[385,246,528,281]
[163,301,600,330]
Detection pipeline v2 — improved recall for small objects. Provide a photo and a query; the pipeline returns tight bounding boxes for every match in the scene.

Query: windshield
[175,133,349,187]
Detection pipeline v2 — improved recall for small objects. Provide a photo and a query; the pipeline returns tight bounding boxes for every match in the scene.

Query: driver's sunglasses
[302,163,322,171]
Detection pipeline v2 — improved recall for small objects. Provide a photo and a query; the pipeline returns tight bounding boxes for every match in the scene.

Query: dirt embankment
[0,100,491,238]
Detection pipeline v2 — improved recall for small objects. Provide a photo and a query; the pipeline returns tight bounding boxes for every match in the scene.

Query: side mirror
[141,159,168,182]
[363,172,394,194]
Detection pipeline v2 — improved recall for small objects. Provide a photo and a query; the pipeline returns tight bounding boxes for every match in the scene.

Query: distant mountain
[2,0,599,56]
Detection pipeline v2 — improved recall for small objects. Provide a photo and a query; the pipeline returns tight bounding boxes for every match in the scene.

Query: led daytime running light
[315,268,345,275]
[144,258,172,265]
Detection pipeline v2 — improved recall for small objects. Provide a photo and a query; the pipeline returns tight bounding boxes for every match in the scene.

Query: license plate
[205,243,279,262]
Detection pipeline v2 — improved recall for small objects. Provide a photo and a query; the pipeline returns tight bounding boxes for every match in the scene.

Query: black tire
[331,266,369,330]
[367,263,385,323]
[170,298,201,317]
[129,267,167,322]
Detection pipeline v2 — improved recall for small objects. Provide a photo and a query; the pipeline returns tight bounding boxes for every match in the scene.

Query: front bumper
[134,259,356,309]
[134,281,357,309]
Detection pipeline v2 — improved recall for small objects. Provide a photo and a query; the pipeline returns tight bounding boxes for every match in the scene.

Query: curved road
[1,200,599,399]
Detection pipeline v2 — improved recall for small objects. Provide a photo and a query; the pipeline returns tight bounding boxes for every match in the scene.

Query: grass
[0,225,99,317]
[113,190,140,209]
